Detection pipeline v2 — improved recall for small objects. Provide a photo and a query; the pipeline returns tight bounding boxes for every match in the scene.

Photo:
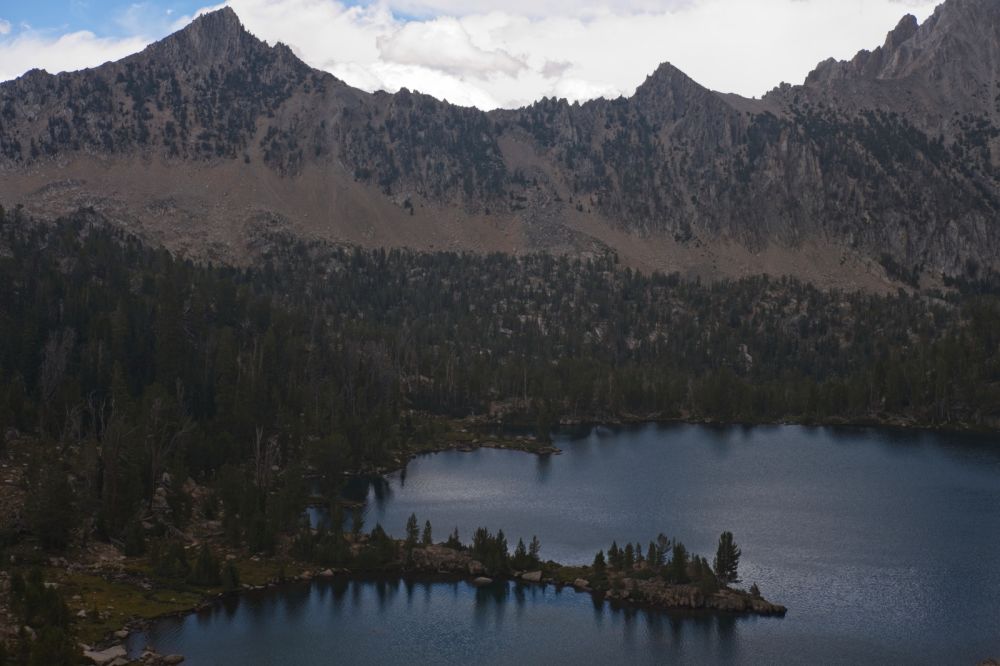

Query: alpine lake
[129,423,1000,665]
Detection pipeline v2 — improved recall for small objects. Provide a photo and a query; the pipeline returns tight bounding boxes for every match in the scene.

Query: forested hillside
[1,202,999,659]
[2,206,999,529]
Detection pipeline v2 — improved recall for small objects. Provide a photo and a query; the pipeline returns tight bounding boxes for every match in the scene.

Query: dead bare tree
[38,328,76,432]
[59,402,84,453]
[144,380,193,506]
[252,427,281,490]
[89,394,137,531]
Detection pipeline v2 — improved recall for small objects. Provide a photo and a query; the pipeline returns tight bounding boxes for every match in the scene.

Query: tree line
[589,531,742,595]
[0,205,998,560]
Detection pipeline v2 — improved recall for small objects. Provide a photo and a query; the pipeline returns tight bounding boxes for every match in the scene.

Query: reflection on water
[342,475,394,507]
[142,424,1000,665]
[534,451,552,484]
[130,578,779,666]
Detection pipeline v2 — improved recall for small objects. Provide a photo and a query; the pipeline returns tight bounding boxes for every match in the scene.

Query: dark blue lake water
[132,424,1000,664]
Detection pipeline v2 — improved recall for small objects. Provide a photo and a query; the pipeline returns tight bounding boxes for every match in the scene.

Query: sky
[0,0,942,109]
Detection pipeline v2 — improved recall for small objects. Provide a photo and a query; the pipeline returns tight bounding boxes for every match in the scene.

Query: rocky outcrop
[795,0,1000,128]
[82,644,127,665]
[408,545,476,574]
[137,648,186,665]
[604,581,785,615]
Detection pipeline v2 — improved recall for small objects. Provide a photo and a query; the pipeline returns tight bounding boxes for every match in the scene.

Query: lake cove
[133,424,1000,665]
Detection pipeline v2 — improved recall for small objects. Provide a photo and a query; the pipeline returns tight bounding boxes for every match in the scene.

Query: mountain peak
[187,6,244,37]
[801,0,1000,88]
[181,6,247,42]
[803,13,922,85]
[629,61,722,122]
[633,62,706,101]
[140,6,261,66]
[639,62,697,88]
[885,14,919,50]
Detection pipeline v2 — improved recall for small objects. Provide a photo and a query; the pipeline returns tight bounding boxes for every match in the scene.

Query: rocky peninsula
[400,542,786,616]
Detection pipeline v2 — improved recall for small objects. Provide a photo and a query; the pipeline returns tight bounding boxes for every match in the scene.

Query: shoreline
[354,430,562,477]
[549,413,999,436]
[70,531,786,663]
[113,548,785,662]
[20,416,987,663]
[352,412,996,481]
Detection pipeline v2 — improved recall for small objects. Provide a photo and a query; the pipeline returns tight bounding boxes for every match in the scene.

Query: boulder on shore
[520,571,542,583]
[471,577,493,587]
[83,645,127,665]
[572,578,590,591]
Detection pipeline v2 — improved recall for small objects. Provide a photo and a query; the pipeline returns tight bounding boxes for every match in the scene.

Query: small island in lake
[289,518,786,617]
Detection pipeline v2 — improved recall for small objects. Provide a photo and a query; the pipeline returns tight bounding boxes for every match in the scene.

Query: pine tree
[496,530,508,564]
[528,535,541,565]
[608,541,621,569]
[713,531,742,586]
[123,521,147,557]
[692,556,718,593]
[351,508,365,537]
[26,465,76,552]
[623,543,635,570]
[592,550,606,574]
[358,523,399,568]
[513,538,528,569]
[471,527,509,573]
[421,520,433,546]
[188,543,222,587]
[667,541,689,584]
[152,540,190,579]
[221,561,241,591]
[405,513,419,548]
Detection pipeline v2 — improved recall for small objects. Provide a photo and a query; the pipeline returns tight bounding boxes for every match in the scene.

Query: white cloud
[376,17,526,78]
[338,61,504,109]
[1,0,944,109]
[0,19,11,36]
[382,0,695,19]
[0,29,148,81]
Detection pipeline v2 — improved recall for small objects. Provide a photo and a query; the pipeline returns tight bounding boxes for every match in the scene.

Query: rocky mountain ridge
[1,1,998,287]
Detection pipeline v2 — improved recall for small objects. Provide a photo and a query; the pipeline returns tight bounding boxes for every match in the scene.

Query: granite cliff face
[1,1,998,286]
